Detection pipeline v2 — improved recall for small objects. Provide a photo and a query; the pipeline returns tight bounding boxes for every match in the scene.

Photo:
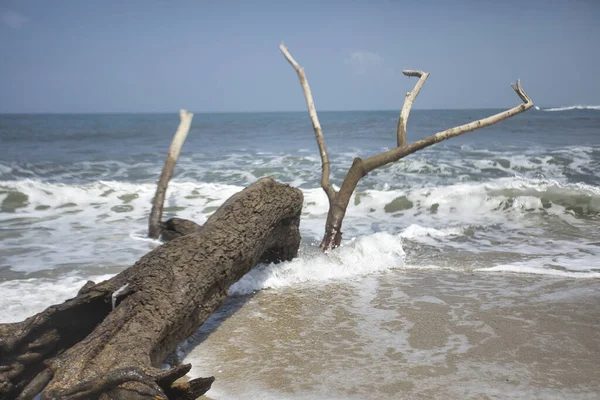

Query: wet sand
[182,269,600,399]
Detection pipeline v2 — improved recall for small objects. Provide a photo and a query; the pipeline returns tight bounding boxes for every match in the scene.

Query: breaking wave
[229,232,409,295]
[1,175,599,323]
[538,105,600,112]
[1,176,599,269]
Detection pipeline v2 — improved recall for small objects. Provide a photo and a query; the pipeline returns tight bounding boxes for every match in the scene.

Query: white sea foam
[476,265,600,278]
[400,224,464,239]
[1,225,598,326]
[349,177,600,231]
[541,105,600,112]
[229,232,407,295]
[1,176,599,277]
[0,274,115,323]
[2,142,596,194]
[0,179,243,272]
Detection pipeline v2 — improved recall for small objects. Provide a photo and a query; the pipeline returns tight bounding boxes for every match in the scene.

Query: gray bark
[0,177,303,400]
[148,110,194,239]
[160,218,202,242]
[280,43,534,250]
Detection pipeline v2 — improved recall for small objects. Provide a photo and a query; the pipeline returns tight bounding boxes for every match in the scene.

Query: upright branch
[281,43,534,251]
[148,109,194,239]
[280,43,336,202]
[397,70,430,147]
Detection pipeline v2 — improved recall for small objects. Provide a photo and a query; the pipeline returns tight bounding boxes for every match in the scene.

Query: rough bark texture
[281,43,534,250]
[149,110,194,239]
[160,218,202,242]
[0,177,303,400]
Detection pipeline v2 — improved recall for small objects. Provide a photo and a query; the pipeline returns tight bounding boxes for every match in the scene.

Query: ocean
[1,107,599,399]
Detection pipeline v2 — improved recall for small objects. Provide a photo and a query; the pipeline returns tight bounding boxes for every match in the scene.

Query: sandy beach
[181,269,600,399]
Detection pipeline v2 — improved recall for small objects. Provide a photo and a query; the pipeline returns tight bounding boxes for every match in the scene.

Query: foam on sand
[229,232,407,295]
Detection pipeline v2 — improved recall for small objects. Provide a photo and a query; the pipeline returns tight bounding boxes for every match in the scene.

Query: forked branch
[281,41,534,251]
[280,43,336,201]
[397,70,430,147]
[511,79,532,104]
[363,79,534,172]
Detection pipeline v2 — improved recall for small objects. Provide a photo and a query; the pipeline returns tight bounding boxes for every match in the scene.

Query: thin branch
[364,80,534,172]
[397,70,429,147]
[148,109,194,238]
[280,43,336,201]
[511,79,531,104]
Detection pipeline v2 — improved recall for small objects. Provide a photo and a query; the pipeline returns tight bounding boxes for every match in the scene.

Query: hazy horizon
[1,0,599,114]
[0,106,570,115]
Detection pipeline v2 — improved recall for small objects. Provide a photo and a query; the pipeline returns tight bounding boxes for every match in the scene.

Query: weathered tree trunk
[148,109,194,239]
[160,217,202,242]
[280,43,535,251]
[0,177,303,400]
[320,158,364,250]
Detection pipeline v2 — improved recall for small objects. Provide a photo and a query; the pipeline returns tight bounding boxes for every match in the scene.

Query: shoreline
[181,269,600,399]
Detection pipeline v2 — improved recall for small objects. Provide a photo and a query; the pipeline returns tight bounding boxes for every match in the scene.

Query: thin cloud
[2,11,27,29]
[345,51,384,75]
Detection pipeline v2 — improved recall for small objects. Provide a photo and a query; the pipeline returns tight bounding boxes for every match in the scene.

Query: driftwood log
[280,43,535,250]
[0,177,303,400]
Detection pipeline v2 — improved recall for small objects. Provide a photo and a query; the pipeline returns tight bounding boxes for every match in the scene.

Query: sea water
[1,108,599,398]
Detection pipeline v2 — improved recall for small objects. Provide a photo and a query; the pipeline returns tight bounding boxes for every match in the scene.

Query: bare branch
[148,109,193,238]
[280,46,535,252]
[365,81,534,172]
[397,70,430,147]
[280,43,336,201]
[511,79,532,104]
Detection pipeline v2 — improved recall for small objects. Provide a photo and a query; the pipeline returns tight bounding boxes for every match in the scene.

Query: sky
[0,0,599,113]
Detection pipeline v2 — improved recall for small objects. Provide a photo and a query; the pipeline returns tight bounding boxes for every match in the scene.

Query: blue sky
[0,0,598,113]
